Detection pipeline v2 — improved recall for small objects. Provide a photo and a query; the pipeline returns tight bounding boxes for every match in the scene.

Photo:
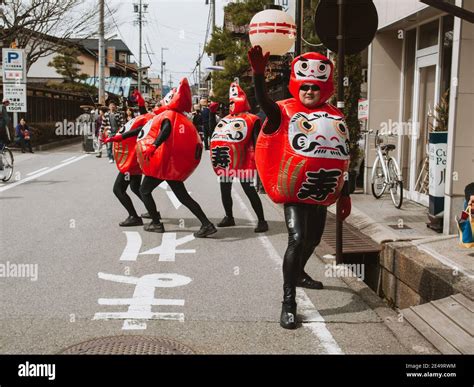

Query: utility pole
[295,0,302,56]
[211,0,216,65]
[197,44,202,99]
[161,47,168,97]
[98,0,105,105]
[134,1,148,93]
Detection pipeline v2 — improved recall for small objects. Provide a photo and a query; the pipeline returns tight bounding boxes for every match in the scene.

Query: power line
[105,3,126,44]
[190,3,212,82]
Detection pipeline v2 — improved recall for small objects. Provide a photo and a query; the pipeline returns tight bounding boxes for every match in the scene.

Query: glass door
[409,53,438,205]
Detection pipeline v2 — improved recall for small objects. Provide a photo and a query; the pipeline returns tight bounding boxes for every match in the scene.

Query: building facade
[365,0,474,234]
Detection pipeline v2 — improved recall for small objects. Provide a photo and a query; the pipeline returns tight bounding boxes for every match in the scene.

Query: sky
[99,0,228,88]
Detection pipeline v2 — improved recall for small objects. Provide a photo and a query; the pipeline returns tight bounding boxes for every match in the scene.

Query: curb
[328,198,473,303]
[35,137,82,152]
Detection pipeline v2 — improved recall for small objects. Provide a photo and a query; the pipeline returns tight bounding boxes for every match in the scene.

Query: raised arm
[248,46,281,134]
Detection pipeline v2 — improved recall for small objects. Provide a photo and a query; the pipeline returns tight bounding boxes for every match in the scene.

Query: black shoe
[254,220,269,233]
[96,154,102,158]
[280,302,297,330]
[194,223,217,238]
[21,149,25,153]
[144,221,165,233]
[119,216,143,227]
[141,212,159,220]
[29,150,34,153]
[280,285,297,329]
[217,216,235,227]
[297,272,324,289]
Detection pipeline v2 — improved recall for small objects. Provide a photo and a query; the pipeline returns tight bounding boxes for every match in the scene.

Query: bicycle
[365,129,403,209]
[0,143,14,182]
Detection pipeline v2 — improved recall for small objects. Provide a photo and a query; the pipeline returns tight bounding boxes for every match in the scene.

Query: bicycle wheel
[387,157,403,209]
[371,156,386,198]
[1,148,14,182]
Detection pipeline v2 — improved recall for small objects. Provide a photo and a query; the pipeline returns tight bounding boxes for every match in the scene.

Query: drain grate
[322,213,381,255]
[388,224,412,230]
[59,336,195,355]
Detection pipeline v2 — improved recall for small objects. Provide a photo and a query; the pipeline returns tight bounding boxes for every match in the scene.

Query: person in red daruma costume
[102,90,176,226]
[136,77,217,238]
[209,82,269,233]
[248,45,351,329]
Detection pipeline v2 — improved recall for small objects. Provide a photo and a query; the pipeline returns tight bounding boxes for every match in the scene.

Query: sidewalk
[327,192,474,309]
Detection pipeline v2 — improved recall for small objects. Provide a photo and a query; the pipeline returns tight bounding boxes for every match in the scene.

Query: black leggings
[283,203,327,294]
[140,176,211,225]
[113,173,143,217]
[220,179,265,221]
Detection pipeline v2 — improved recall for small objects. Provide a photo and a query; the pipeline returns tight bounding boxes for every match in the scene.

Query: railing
[1,85,92,124]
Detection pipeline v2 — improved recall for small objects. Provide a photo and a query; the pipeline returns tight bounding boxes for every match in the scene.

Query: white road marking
[119,232,196,262]
[0,154,89,193]
[60,156,78,163]
[233,187,343,354]
[166,190,182,209]
[94,272,191,330]
[26,167,49,176]
[159,181,192,209]
[119,232,143,261]
[140,233,196,261]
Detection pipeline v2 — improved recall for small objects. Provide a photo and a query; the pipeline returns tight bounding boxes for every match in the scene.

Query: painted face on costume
[163,89,175,105]
[211,118,248,143]
[294,57,332,82]
[118,117,136,134]
[137,119,153,140]
[229,84,239,99]
[288,112,350,160]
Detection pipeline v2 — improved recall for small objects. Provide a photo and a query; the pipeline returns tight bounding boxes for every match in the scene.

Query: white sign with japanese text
[3,83,27,112]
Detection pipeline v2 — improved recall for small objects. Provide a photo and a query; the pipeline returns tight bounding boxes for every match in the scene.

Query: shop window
[440,15,454,96]
[418,20,439,50]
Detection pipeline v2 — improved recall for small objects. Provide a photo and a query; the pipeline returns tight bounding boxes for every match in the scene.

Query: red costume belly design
[113,113,154,175]
[256,99,350,205]
[136,110,203,181]
[210,113,258,178]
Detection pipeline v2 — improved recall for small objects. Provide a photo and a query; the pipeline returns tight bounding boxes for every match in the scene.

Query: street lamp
[249,7,296,56]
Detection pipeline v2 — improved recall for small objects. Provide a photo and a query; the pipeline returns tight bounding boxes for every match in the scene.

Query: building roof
[69,38,133,55]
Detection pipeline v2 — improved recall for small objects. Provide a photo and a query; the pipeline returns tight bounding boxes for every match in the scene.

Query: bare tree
[1,0,117,71]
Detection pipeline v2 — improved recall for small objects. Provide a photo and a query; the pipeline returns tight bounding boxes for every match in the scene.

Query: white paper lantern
[249,9,296,56]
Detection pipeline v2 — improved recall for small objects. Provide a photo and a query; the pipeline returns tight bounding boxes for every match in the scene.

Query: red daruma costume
[136,78,203,181]
[256,52,350,206]
[210,83,258,179]
[113,112,155,175]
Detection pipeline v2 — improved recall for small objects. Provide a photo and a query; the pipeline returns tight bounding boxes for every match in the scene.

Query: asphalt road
[0,143,436,354]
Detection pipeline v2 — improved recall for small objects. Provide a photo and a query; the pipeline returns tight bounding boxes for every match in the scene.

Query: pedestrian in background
[95,106,108,158]
[131,89,147,115]
[0,99,11,145]
[101,102,125,163]
[0,99,11,171]
[200,98,210,150]
[15,118,33,153]
[126,108,135,122]
[192,104,203,141]
[457,182,474,248]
